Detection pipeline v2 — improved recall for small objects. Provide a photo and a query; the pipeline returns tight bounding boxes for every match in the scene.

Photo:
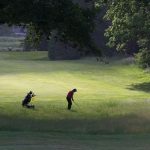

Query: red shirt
[67,91,74,99]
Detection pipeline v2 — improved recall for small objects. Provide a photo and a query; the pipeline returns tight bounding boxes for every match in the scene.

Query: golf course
[0,51,150,149]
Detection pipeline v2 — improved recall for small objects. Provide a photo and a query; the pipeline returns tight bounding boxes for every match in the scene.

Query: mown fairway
[0,132,150,150]
[0,51,150,149]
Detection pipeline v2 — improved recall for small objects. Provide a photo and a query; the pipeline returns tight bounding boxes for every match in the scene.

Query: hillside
[0,51,150,134]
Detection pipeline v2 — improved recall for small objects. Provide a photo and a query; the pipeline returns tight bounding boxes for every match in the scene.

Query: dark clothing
[23,104,34,109]
[67,91,74,99]
[22,93,32,105]
[66,97,72,110]
[66,90,75,110]
[22,92,35,109]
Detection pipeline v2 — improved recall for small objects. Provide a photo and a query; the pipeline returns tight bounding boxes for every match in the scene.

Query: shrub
[135,49,150,68]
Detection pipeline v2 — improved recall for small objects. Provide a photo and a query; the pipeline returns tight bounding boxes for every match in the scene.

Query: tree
[0,0,96,57]
[97,0,150,67]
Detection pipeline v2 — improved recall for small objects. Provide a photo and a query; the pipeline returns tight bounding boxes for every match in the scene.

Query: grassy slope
[0,51,150,135]
[0,51,150,150]
[0,132,150,150]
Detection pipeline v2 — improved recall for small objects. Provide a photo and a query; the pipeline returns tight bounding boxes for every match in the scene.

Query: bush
[135,49,150,68]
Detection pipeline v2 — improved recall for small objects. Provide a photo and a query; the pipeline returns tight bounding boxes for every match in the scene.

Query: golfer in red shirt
[66,89,77,110]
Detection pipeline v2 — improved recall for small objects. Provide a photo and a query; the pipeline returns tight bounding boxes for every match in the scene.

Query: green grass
[0,51,150,134]
[0,132,150,150]
[0,51,150,149]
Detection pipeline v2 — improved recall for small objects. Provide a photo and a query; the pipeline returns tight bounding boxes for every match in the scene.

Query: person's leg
[26,104,31,108]
[30,105,35,109]
[67,98,72,110]
[23,104,35,109]
[22,102,27,108]
[27,104,35,109]
[68,101,72,110]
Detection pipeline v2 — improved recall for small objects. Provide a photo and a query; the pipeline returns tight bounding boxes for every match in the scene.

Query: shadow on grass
[1,101,150,134]
[0,112,150,134]
[128,82,150,93]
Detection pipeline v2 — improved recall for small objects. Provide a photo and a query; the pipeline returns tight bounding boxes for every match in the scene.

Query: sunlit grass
[0,51,150,134]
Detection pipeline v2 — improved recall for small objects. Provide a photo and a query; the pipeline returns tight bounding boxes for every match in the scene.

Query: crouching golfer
[22,91,36,109]
[66,89,77,110]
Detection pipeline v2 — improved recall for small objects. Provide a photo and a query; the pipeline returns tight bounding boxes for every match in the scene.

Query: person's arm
[72,96,74,101]
[72,93,74,101]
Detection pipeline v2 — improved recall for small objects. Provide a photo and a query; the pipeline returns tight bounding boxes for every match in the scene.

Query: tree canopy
[1,0,150,66]
[0,0,95,48]
[97,0,150,67]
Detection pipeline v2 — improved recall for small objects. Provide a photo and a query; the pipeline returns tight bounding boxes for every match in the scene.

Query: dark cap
[29,91,33,94]
[72,88,77,92]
